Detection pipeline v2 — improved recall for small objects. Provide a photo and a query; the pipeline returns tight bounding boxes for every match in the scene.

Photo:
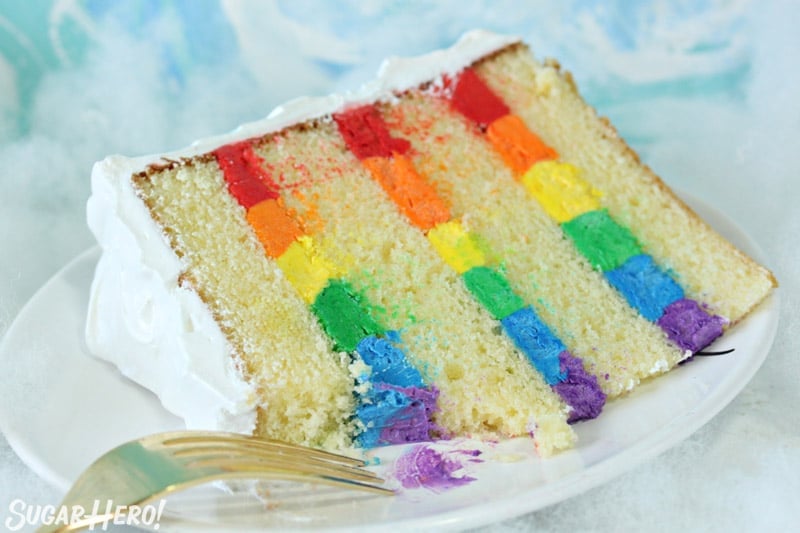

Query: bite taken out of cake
[85,30,776,458]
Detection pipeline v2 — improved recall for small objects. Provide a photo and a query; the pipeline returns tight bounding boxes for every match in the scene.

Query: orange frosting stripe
[246,198,304,258]
[363,153,451,231]
[486,114,558,177]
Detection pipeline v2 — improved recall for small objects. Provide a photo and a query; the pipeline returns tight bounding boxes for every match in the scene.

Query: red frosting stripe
[363,154,451,231]
[226,179,276,210]
[334,105,411,160]
[450,68,510,128]
[214,141,279,208]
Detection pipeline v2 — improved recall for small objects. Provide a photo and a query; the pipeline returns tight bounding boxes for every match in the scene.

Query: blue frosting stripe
[356,334,425,388]
[355,386,414,448]
[500,306,567,385]
[353,334,437,447]
[605,254,685,321]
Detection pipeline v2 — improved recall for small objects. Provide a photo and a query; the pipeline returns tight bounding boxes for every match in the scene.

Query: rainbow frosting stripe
[446,68,725,354]
[333,105,606,422]
[213,141,439,447]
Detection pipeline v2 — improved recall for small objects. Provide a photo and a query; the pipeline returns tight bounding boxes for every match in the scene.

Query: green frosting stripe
[462,266,526,320]
[561,209,641,272]
[311,279,385,352]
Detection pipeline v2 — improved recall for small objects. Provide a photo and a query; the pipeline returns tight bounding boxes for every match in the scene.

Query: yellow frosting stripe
[521,161,602,223]
[426,220,488,274]
[276,235,343,303]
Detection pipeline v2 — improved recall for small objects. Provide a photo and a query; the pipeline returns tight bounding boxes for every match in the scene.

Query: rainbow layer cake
[86,31,776,456]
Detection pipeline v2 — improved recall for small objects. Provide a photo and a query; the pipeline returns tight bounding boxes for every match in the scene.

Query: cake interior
[474,45,776,323]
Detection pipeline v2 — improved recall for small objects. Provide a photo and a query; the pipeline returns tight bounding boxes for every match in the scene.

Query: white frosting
[86,158,256,433]
[85,29,518,434]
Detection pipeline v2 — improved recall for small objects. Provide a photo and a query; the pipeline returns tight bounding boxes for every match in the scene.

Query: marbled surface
[1,1,797,531]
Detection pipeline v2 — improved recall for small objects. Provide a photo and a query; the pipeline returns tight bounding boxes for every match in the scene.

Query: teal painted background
[0,0,755,142]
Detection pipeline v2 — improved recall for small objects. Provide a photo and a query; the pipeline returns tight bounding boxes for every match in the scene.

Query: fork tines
[154,431,394,495]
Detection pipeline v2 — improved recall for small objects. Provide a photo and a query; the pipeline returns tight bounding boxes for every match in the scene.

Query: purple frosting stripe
[657,298,725,353]
[377,384,441,446]
[552,351,606,423]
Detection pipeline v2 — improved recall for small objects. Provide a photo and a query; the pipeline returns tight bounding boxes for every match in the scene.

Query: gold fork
[37,430,393,532]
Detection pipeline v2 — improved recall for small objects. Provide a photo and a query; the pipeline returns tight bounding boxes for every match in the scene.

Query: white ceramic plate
[0,193,779,532]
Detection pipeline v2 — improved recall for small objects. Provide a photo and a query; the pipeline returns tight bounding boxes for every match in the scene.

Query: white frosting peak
[85,30,518,435]
[267,29,520,126]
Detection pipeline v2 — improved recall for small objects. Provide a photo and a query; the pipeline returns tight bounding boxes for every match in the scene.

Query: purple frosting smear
[657,298,725,353]
[552,351,606,423]
[394,444,482,492]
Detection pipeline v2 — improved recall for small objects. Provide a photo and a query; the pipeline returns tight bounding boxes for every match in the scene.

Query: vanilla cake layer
[133,159,358,450]
[474,45,776,323]
[133,125,576,456]
[384,94,686,397]
[251,122,575,455]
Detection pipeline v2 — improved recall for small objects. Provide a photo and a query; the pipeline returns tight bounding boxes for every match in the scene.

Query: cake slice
[85,30,776,457]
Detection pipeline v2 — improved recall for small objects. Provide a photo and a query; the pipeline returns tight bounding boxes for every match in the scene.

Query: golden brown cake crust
[474,44,775,326]
[537,50,779,317]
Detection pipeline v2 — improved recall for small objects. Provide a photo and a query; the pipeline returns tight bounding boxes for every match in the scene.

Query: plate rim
[0,191,781,532]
